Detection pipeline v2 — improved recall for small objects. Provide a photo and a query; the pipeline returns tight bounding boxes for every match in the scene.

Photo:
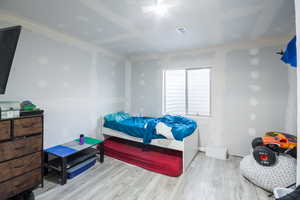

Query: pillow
[104,112,131,122]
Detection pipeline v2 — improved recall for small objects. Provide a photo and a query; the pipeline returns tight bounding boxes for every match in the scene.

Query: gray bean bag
[240,154,296,192]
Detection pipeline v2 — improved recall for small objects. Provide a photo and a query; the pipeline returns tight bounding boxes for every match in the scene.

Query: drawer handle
[14,146,25,150]
[14,165,24,169]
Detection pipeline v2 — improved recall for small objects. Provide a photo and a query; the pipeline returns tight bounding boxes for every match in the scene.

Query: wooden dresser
[0,114,43,200]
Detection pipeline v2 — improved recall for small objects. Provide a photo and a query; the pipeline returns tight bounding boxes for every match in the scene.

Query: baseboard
[199,147,206,152]
[199,146,228,160]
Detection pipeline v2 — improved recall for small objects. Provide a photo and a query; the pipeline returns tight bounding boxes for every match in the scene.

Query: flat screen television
[0,25,21,94]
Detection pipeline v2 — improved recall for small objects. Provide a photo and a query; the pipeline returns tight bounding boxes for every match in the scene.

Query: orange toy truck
[252,132,297,166]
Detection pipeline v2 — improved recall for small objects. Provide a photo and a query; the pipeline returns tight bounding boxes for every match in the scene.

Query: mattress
[104,137,183,177]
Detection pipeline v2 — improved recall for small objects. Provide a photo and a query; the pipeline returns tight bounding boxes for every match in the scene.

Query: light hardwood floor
[35,153,272,200]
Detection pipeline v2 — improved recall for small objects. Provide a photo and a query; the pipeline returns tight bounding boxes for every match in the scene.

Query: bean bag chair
[240,154,296,192]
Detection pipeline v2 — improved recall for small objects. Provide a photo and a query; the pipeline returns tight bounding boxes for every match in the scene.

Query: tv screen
[0,26,21,94]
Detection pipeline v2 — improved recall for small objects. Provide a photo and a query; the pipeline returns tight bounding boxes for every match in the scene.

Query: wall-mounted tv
[0,25,21,94]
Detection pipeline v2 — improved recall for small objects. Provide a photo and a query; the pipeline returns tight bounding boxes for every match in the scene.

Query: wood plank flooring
[35,153,272,200]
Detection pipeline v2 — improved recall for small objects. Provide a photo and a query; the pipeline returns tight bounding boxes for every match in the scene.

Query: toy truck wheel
[289,147,297,159]
[253,146,276,166]
[252,137,263,148]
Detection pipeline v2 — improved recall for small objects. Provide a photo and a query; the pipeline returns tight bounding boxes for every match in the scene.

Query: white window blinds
[164,68,211,116]
[187,68,210,116]
[164,70,186,114]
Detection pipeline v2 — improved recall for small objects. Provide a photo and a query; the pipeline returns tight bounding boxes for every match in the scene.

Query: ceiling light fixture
[142,0,175,17]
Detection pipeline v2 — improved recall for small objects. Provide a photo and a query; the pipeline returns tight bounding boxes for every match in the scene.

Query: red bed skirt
[103,137,183,177]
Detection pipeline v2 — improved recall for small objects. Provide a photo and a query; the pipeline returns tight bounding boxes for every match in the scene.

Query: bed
[101,113,199,171]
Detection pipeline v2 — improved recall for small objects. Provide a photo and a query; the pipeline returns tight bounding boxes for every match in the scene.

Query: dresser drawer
[0,152,41,182]
[0,168,41,199]
[0,121,11,141]
[0,135,42,162]
[14,117,43,137]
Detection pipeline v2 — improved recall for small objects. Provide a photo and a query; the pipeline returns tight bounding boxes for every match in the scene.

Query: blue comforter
[104,115,197,144]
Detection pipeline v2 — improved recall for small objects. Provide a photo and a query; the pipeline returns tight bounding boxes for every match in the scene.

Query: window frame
[162,67,212,117]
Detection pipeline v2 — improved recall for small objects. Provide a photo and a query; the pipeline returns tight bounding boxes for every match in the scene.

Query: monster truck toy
[252,132,297,166]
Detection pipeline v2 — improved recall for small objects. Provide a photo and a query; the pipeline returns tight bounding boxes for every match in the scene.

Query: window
[163,68,211,116]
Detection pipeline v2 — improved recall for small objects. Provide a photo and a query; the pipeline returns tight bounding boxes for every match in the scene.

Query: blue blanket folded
[145,115,197,143]
[104,114,197,144]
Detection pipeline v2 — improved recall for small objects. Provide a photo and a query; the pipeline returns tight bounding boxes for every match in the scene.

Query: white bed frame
[101,118,199,171]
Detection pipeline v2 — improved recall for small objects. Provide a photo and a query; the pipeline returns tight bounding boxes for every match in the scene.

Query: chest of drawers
[0,115,43,200]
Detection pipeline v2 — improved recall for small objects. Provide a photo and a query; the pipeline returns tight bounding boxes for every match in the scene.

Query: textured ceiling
[0,0,295,57]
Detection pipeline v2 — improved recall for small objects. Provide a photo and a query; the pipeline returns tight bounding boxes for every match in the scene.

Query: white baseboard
[199,147,206,152]
[199,146,228,160]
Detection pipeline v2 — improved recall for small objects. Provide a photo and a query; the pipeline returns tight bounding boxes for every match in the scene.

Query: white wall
[128,40,297,156]
[0,24,126,148]
[295,0,300,185]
